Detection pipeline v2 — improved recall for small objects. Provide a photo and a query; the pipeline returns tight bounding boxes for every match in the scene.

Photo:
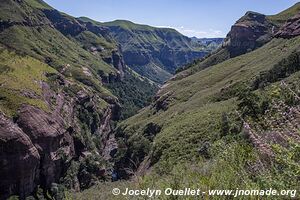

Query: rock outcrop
[276,12,300,38]
[224,11,276,57]
[0,80,120,198]
[16,105,75,189]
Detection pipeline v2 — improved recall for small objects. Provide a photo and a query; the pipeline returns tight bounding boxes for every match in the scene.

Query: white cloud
[155,25,225,38]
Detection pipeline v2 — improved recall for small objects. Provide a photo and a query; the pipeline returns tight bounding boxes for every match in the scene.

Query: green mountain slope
[113,5,300,198]
[0,0,157,198]
[78,17,222,84]
[0,0,158,118]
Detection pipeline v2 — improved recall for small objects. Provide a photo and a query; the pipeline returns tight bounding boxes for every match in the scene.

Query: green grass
[0,48,55,116]
[0,24,115,74]
[24,0,52,9]
[67,181,136,200]
[268,2,300,26]
[74,31,116,51]
[0,0,51,23]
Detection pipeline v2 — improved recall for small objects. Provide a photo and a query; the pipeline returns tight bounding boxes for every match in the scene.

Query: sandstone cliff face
[0,79,120,198]
[224,11,276,57]
[276,12,300,38]
[102,50,126,82]
[0,114,40,200]
[16,105,75,189]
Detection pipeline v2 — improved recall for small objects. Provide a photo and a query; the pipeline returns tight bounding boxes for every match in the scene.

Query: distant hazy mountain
[78,17,221,84]
[191,37,223,49]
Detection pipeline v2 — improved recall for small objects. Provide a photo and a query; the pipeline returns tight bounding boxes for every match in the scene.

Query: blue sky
[44,0,299,38]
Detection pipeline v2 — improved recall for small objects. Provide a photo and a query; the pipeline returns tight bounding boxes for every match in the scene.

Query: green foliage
[0,49,54,115]
[262,142,300,189]
[138,140,260,200]
[62,154,108,192]
[253,51,300,89]
[7,196,19,200]
[68,181,132,200]
[237,88,261,118]
[62,161,80,189]
[74,31,115,51]
[108,70,158,119]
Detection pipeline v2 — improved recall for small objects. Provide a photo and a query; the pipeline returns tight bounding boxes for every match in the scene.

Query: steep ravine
[111,4,300,181]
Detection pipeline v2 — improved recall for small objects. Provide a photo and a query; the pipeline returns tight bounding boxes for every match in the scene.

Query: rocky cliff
[276,12,300,38]
[223,11,276,57]
[0,71,120,199]
[0,114,40,199]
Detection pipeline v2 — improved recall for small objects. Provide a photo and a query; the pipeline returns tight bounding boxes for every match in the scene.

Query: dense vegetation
[108,69,158,120]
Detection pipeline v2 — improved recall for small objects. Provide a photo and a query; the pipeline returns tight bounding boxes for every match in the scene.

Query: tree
[237,88,260,118]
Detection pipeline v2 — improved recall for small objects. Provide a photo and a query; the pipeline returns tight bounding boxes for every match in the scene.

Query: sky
[44,0,300,38]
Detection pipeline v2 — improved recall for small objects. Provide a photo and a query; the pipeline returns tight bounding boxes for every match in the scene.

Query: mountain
[109,2,300,197]
[78,17,220,84]
[0,0,157,198]
[191,37,223,49]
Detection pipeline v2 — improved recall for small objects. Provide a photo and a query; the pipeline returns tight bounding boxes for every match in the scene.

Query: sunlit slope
[117,36,300,167]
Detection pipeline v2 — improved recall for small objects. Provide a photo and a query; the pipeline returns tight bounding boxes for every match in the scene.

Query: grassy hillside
[0,46,54,116]
[73,35,300,199]
[268,2,300,25]
[118,35,300,163]
[113,34,300,198]
[0,0,158,119]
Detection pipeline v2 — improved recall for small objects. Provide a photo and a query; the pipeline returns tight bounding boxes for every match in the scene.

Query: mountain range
[78,17,222,84]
